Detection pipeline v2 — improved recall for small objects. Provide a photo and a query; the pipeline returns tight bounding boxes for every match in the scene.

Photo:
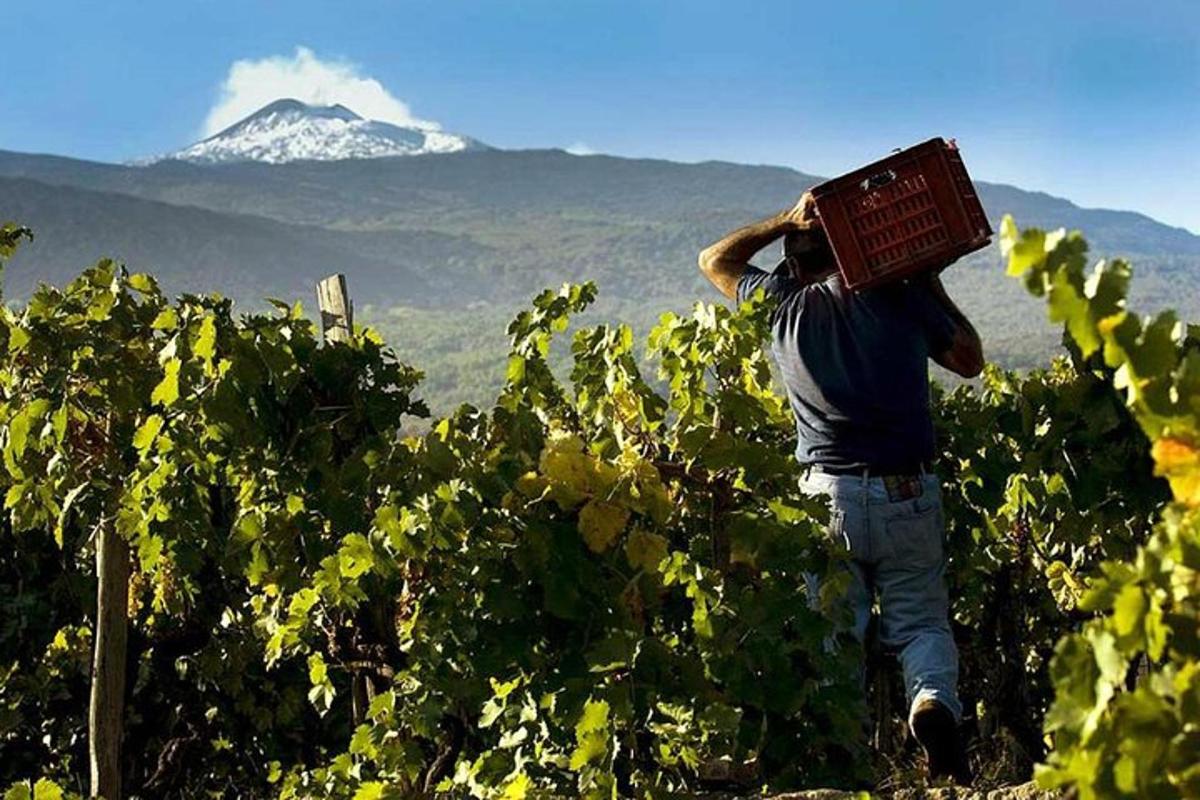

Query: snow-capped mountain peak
[147,98,488,165]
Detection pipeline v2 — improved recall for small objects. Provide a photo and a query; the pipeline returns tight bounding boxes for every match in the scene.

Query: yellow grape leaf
[624,527,669,573]
[547,482,588,511]
[500,773,531,800]
[539,432,595,508]
[578,500,629,553]
[539,431,590,488]
[1151,436,1200,507]
[539,430,624,508]
[591,459,620,493]
[514,471,549,499]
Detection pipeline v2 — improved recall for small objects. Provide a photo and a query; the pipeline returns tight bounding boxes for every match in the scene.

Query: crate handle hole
[860,170,897,191]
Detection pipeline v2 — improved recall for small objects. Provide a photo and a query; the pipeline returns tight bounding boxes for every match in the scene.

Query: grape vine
[0,215,1196,799]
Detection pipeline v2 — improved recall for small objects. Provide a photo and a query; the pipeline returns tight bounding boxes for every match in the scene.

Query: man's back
[737,267,956,472]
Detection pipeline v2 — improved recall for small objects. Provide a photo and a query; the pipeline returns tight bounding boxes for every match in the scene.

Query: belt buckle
[883,473,923,502]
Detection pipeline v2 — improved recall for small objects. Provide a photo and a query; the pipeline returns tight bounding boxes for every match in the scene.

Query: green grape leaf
[1001,217,1046,277]
[337,533,375,579]
[127,273,159,295]
[32,780,62,800]
[569,698,610,770]
[133,414,164,452]
[194,315,217,366]
[151,308,178,330]
[151,359,181,407]
[351,781,386,800]
[3,783,32,800]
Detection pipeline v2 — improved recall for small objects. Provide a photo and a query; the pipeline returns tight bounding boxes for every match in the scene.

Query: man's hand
[698,190,819,300]
[783,191,820,231]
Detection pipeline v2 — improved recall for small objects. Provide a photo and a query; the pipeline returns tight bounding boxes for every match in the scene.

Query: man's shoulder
[788,273,845,310]
[738,264,818,306]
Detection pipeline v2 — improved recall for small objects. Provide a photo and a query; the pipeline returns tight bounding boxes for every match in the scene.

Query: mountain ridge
[2,143,1197,409]
[0,174,447,302]
[4,144,1194,252]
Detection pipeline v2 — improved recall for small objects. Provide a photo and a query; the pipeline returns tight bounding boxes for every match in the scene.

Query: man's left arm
[698,192,817,300]
[921,273,984,378]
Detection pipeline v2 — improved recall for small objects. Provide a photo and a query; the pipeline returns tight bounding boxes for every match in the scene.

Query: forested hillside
[2,148,1198,412]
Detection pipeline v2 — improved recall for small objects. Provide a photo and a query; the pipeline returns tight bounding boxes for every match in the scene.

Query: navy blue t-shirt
[737,265,958,471]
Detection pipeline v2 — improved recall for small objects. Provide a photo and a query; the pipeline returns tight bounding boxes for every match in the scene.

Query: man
[698,192,982,785]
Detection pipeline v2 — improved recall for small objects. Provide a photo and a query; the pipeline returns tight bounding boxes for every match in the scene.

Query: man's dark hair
[779,228,836,281]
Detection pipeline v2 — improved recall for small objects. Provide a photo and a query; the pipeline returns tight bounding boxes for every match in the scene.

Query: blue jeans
[800,469,962,727]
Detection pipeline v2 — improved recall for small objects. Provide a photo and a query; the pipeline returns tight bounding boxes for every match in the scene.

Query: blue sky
[4,0,1199,232]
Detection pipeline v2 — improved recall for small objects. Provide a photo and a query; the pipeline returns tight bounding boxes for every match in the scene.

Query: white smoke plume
[203,46,439,136]
[565,142,599,156]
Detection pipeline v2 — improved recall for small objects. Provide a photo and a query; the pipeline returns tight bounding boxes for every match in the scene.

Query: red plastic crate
[811,138,992,291]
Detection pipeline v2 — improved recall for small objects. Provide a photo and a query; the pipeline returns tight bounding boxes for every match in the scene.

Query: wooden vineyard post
[317,273,353,344]
[89,515,130,799]
[315,273,376,723]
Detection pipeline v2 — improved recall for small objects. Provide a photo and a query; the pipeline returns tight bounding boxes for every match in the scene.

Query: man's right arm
[923,274,984,378]
[698,192,819,300]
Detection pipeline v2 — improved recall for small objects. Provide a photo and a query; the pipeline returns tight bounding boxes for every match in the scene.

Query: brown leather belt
[810,463,932,502]
[811,461,931,479]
